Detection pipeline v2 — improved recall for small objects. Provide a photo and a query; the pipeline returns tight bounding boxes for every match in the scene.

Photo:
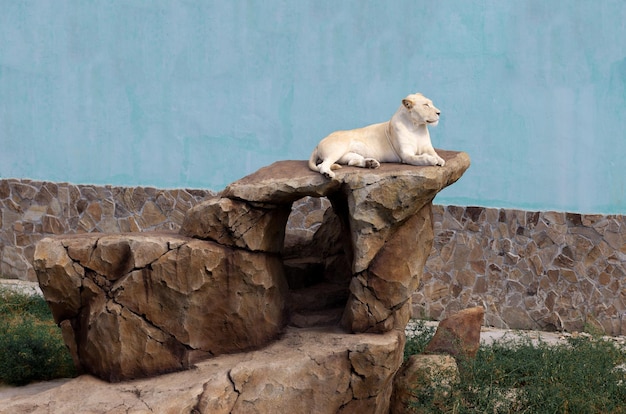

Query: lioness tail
[308,148,320,172]
[308,148,342,174]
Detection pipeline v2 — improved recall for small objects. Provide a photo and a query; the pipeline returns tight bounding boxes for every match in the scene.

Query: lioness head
[401,93,440,126]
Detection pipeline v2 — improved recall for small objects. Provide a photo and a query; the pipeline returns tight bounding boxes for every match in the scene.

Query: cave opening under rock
[282,196,353,328]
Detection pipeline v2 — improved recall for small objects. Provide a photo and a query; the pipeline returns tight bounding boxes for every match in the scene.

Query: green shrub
[0,288,76,386]
[405,327,626,413]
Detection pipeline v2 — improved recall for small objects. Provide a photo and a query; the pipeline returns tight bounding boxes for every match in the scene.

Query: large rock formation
[26,152,469,411]
[203,153,471,334]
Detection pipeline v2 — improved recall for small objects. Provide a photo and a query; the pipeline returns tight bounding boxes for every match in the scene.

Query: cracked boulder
[33,232,287,382]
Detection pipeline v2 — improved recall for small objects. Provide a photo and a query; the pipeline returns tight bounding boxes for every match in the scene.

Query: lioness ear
[402,99,414,110]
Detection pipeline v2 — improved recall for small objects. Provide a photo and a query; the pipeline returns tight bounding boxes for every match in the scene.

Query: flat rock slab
[0,327,404,414]
[223,151,470,205]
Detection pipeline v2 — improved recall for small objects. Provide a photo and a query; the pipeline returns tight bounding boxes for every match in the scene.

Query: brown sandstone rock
[34,232,287,382]
[180,197,291,253]
[342,203,434,333]
[424,306,485,360]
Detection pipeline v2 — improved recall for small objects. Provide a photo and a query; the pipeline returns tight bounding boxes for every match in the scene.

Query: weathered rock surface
[0,327,404,414]
[34,232,287,382]
[425,306,485,361]
[181,197,291,253]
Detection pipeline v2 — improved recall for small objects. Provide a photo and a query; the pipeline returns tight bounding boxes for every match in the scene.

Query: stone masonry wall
[0,179,213,281]
[1,179,625,335]
[417,205,626,336]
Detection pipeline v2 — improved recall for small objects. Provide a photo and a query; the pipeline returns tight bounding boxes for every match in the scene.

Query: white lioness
[308,93,445,179]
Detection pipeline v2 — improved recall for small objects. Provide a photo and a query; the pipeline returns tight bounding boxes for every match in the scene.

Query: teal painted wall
[1,1,624,214]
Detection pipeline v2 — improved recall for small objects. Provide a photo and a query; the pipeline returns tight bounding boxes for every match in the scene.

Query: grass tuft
[405,323,626,413]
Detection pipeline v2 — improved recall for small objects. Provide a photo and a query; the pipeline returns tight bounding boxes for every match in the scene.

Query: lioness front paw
[426,154,445,166]
[364,158,380,169]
